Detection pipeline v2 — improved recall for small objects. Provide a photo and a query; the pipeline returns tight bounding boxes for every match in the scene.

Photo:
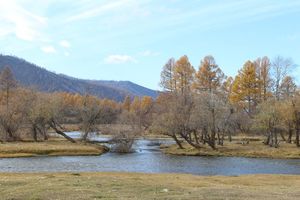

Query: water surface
[0,132,299,175]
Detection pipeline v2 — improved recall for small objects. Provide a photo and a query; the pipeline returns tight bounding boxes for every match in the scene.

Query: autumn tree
[280,76,296,99]
[255,56,272,101]
[122,95,131,112]
[222,76,234,101]
[173,55,195,95]
[151,93,188,149]
[230,61,261,116]
[291,95,300,147]
[0,67,20,141]
[79,94,102,141]
[0,66,17,111]
[0,88,30,141]
[254,100,283,147]
[46,94,76,143]
[193,55,225,93]
[26,92,52,141]
[279,99,295,143]
[139,96,154,130]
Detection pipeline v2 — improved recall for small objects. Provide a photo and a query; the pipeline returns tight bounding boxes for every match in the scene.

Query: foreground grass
[162,139,300,159]
[0,173,299,200]
[0,140,107,158]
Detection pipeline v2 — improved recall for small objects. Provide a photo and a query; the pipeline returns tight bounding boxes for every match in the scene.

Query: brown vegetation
[162,139,300,159]
[0,54,300,158]
[0,173,299,200]
[152,55,300,152]
[0,139,107,158]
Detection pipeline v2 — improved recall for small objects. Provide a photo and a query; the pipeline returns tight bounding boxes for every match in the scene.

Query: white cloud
[0,1,47,41]
[104,54,137,64]
[60,40,71,48]
[41,45,56,53]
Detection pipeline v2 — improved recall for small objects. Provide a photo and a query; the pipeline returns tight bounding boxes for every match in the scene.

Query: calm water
[0,132,300,175]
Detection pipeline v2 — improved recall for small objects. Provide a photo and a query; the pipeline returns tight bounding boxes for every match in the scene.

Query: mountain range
[0,55,158,101]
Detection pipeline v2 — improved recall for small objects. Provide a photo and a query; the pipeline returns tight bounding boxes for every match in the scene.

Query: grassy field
[162,139,300,159]
[0,173,299,200]
[0,140,108,158]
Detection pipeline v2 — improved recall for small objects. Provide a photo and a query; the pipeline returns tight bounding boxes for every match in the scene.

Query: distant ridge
[86,80,158,98]
[0,54,159,101]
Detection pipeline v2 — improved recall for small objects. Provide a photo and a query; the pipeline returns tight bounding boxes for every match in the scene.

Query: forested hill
[0,55,158,101]
[86,80,158,98]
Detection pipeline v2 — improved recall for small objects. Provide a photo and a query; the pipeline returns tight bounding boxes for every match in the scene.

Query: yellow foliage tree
[230,60,261,115]
[255,56,272,101]
[122,96,131,112]
[173,55,195,94]
[193,55,224,93]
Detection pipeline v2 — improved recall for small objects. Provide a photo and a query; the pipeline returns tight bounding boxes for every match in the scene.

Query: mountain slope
[87,80,158,98]
[0,55,158,101]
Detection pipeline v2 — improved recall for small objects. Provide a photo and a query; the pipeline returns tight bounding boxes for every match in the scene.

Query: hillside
[87,80,158,98]
[0,55,158,101]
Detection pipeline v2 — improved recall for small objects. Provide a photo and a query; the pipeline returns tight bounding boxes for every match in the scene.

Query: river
[0,132,300,175]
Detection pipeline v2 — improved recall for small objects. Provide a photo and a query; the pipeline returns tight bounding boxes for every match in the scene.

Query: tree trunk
[264,132,271,145]
[82,131,89,141]
[172,134,184,149]
[279,131,286,142]
[193,131,200,145]
[50,122,76,143]
[287,126,293,143]
[274,129,279,148]
[221,132,225,146]
[32,126,38,142]
[228,131,232,142]
[296,128,300,147]
[217,132,221,145]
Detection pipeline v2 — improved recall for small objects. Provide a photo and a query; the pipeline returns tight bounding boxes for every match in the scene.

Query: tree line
[153,55,299,149]
[0,54,299,151]
[0,66,153,147]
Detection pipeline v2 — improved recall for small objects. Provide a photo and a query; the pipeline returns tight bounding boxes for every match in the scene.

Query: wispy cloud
[104,54,137,64]
[41,45,56,54]
[0,1,47,41]
[158,0,300,32]
[65,0,133,22]
[60,40,71,48]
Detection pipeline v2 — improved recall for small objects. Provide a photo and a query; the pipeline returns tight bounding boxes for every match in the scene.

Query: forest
[0,55,299,153]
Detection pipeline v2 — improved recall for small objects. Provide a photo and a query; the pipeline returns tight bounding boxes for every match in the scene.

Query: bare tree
[272,56,294,101]
[79,95,102,141]
[254,100,283,148]
[160,58,176,92]
[0,67,20,141]
[0,66,17,110]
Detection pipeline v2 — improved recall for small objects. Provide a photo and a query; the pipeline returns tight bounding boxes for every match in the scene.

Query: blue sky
[0,0,300,90]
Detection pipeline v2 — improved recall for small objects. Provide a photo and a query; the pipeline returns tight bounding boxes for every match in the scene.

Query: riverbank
[0,173,299,200]
[161,140,300,159]
[0,140,108,158]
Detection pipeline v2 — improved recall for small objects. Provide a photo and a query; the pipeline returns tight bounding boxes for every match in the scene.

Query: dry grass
[0,173,299,200]
[162,140,300,159]
[0,140,107,158]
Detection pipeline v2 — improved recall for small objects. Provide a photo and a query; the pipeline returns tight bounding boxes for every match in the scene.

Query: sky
[0,0,300,90]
